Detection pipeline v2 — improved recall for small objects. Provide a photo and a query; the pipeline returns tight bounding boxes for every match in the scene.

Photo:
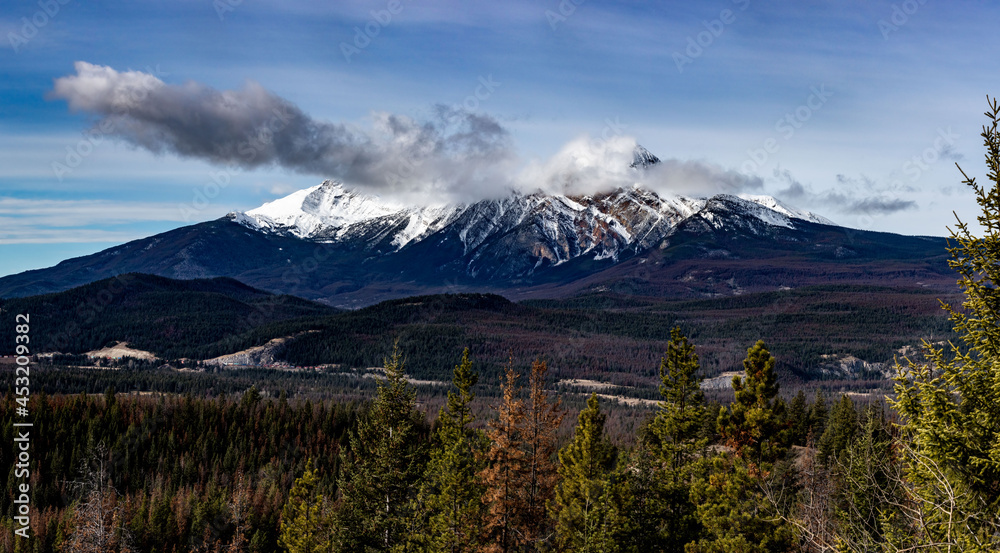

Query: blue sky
[1,0,998,276]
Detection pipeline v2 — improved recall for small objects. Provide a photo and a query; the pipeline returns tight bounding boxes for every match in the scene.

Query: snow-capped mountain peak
[230,149,834,278]
[630,144,661,168]
[245,180,398,234]
[738,194,836,226]
[235,180,461,248]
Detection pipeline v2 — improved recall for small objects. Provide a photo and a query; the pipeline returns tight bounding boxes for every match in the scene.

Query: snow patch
[739,194,835,226]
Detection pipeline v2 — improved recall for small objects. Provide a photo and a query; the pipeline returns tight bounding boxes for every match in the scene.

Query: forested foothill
[2,276,956,389]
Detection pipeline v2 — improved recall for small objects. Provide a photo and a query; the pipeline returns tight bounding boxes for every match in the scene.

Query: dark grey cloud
[775,175,808,202]
[50,62,516,200]
[848,197,916,214]
[938,143,963,163]
[50,62,773,204]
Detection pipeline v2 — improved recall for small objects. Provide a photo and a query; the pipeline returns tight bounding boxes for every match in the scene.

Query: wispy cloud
[0,197,192,226]
[773,169,917,216]
[0,228,148,245]
[0,197,193,244]
[521,134,762,197]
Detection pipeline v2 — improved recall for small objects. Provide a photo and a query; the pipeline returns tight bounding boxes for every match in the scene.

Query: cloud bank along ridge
[52,61,858,208]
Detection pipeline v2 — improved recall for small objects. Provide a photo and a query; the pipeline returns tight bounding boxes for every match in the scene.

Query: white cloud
[0,198,193,244]
[0,227,149,245]
[0,197,192,226]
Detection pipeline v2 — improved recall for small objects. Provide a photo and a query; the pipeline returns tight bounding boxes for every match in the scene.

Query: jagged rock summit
[629,144,661,168]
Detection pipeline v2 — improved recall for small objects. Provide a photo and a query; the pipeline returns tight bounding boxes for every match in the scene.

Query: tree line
[7,316,997,552]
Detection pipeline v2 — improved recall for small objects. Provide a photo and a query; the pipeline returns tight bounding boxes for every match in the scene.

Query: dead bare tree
[64,443,136,553]
[226,471,253,553]
[789,446,839,553]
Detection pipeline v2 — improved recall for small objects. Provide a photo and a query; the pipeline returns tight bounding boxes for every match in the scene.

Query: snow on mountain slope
[247,181,396,233]
[231,147,834,272]
[236,180,462,248]
[695,195,797,234]
[739,194,836,226]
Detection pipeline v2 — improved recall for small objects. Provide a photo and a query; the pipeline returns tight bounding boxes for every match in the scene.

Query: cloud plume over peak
[50,62,767,204]
[520,134,763,198]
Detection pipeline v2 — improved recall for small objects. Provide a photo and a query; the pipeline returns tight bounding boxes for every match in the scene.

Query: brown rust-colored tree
[480,358,564,553]
[480,361,527,553]
[518,359,564,550]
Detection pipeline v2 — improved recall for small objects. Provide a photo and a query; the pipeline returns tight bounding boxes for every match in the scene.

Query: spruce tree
[279,460,334,553]
[807,389,828,446]
[647,327,707,551]
[334,344,426,551]
[551,393,617,552]
[816,394,857,467]
[788,390,809,447]
[688,341,794,553]
[417,349,487,553]
[892,96,1000,551]
[834,406,905,551]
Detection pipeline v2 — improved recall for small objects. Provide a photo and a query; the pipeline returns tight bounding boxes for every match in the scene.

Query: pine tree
[687,460,793,553]
[892,97,1000,551]
[335,344,426,551]
[602,446,667,553]
[551,393,617,552]
[719,340,785,472]
[480,359,564,552]
[279,460,334,553]
[417,349,487,553]
[651,328,707,471]
[480,362,527,553]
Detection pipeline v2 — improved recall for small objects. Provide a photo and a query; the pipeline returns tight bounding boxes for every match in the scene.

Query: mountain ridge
[0,147,954,306]
[229,173,835,275]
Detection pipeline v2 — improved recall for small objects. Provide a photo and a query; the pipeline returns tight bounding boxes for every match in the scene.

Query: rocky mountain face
[0,147,953,306]
[229,146,832,280]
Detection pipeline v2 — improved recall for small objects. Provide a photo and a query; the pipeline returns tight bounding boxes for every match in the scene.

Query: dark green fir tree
[415,349,487,553]
[334,344,426,551]
[688,341,794,553]
[551,392,617,552]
